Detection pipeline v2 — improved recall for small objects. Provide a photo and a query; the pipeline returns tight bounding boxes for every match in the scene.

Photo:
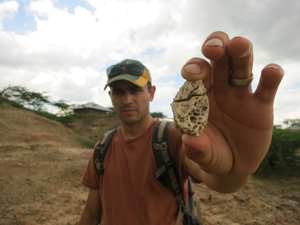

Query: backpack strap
[152,120,186,225]
[94,128,118,177]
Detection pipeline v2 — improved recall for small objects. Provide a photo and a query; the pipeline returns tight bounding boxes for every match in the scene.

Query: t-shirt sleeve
[81,147,100,189]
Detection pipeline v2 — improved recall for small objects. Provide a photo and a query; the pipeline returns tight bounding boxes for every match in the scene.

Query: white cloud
[151,80,180,117]
[0,1,19,30]
[0,0,299,121]
[28,0,54,17]
[274,87,300,122]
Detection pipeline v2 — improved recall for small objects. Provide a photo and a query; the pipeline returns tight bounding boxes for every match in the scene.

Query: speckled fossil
[171,80,209,136]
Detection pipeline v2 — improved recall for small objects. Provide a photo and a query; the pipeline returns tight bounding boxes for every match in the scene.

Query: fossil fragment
[171,80,209,136]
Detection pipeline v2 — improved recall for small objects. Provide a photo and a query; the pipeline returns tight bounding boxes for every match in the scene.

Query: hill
[69,113,120,145]
[0,104,120,225]
[0,103,81,147]
[0,104,299,225]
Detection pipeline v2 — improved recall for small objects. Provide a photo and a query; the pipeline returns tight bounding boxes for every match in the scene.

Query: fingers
[254,64,284,104]
[226,37,253,80]
[201,31,253,88]
[201,32,230,61]
[201,32,230,87]
[181,57,212,90]
[182,31,284,104]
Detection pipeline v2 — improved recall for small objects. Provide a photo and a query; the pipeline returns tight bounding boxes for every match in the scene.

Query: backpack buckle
[165,160,173,170]
[96,144,105,154]
[99,166,105,175]
[181,201,188,213]
[154,142,168,150]
[95,160,105,175]
[174,187,181,196]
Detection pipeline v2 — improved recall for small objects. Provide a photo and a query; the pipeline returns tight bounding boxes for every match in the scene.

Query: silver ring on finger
[230,73,254,86]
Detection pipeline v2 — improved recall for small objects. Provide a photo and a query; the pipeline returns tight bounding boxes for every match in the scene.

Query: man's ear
[149,85,156,101]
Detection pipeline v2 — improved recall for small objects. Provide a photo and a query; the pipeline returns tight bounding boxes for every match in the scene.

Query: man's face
[109,80,155,125]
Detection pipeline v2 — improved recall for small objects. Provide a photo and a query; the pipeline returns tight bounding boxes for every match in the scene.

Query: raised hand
[182,31,284,191]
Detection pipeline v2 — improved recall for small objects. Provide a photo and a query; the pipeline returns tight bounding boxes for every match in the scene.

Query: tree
[52,100,75,117]
[0,85,50,111]
[0,85,76,124]
[283,118,300,125]
[52,100,69,111]
[108,107,115,113]
[150,112,167,119]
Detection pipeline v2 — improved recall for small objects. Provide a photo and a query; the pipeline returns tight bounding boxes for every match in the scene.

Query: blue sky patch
[292,82,300,89]
[2,1,37,35]
[53,0,94,14]
[142,48,165,57]
[2,0,94,35]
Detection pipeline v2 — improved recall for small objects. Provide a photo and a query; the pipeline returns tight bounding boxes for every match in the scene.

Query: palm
[204,84,274,175]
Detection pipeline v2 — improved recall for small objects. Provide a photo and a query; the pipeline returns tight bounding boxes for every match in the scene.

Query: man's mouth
[121,106,138,113]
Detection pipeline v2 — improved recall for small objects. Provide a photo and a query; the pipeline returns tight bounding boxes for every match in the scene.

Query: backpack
[94,120,203,225]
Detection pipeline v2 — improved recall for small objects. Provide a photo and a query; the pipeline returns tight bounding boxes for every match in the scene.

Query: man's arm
[79,188,102,225]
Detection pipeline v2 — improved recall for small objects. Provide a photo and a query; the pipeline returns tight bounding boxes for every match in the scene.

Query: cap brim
[104,73,149,90]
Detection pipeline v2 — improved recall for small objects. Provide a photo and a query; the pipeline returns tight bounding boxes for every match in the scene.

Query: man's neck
[121,116,156,139]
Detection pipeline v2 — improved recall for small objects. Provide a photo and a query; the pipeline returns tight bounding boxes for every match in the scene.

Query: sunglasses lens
[126,64,144,75]
[109,65,122,77]
[108,64,144,78]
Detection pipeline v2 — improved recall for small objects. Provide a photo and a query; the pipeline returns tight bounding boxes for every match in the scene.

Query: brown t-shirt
[81,119,190,225]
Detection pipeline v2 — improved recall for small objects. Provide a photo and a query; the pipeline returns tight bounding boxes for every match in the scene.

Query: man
[79,31,284,225]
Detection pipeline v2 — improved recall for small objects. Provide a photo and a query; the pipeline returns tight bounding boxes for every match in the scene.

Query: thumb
[182,133,212,168]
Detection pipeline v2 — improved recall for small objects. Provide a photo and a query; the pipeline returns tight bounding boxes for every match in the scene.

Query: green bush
[255,128,300,177]
[151,112,167,118]
[77,137,96,148]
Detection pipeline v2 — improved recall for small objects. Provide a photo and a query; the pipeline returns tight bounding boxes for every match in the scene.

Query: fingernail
[184,64,202,74]
[265,64,280,70]
[205,38,223,47]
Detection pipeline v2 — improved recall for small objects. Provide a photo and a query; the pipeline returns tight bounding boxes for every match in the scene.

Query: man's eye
[132,88,142,92]
[113,90,122,95]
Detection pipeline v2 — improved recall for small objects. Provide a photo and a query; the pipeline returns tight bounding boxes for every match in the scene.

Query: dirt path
[0,104,299,225]
[194,177,300,224]
[0,143,90,225]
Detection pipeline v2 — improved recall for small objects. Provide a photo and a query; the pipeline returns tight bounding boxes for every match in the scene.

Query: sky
[0,0,299,125]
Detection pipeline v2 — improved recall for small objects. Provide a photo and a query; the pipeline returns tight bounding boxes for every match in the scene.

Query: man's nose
[123,93,133,104]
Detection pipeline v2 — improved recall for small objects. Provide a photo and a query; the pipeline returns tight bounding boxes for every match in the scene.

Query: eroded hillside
[0,104,299,225]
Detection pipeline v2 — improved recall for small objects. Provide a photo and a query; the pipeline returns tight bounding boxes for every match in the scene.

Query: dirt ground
[0,104,299,225]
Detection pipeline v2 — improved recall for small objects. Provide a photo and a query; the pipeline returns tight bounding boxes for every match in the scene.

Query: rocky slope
[0,104,299,225]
